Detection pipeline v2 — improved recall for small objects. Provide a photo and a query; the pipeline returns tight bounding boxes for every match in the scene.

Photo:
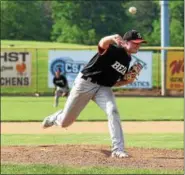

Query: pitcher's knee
[107,107,119,118]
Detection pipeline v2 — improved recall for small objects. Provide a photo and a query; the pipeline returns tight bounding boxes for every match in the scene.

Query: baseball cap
[123,30,147,44]
[56,68,61,73]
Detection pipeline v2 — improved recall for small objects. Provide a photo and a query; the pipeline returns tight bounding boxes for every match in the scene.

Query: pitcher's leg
[42,74,100,129]
[56,85,94,127]
[92,87,125,152]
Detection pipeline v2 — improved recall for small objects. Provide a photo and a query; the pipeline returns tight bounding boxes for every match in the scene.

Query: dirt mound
[1,145,184,170]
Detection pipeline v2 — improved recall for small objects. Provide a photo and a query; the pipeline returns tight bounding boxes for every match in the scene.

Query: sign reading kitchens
[0,51,31,86]
[166,51,184,90]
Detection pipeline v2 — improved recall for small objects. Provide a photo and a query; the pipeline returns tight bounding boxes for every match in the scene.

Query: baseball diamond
[1,1,184,174]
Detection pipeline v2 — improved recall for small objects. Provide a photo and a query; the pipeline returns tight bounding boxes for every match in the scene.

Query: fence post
[36,48,39,94]
[161,0,170,96]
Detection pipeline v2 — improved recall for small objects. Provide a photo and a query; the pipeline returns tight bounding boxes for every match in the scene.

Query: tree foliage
[0,0,184,46]
[1,1,52,40]
[169,1,184,46]
[123,1,160,42]
[51,0,131,45]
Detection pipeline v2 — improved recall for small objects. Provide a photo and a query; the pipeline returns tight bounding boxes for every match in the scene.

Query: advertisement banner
[48,50,152,89]
[0,51,31,86]
[48,50,96,88]
[166,51,184,90]
[122,51,153,89]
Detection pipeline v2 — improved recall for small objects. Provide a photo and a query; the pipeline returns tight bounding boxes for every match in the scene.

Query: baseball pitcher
[42,30,147,158]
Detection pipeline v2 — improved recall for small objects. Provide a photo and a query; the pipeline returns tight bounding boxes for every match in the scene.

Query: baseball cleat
[111,151,129,158]
[42,116,55,129]
[42,110,62,129]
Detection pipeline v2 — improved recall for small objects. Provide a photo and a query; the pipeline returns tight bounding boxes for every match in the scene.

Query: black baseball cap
[56,67,61,73]
[123,30,147,44]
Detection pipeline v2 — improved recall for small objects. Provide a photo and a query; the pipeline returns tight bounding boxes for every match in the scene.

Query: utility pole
[161,0,170,96]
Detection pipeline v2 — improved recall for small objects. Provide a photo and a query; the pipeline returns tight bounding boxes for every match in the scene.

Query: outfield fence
[1,47,184,97]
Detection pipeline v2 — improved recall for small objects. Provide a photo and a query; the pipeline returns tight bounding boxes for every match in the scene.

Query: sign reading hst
[0,51,32,86]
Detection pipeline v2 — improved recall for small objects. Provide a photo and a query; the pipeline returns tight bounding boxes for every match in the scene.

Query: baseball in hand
[129,7,137,15]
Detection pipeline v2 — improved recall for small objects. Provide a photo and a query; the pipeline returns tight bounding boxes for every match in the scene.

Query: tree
[130,1,184,46]
[1,1,52,40]
[1,0,183,46]
[123,1,160,46]
[51,0,130,45]
[169,1,184,46]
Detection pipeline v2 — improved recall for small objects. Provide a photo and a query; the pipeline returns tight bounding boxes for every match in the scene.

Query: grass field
[2,164,183,174]
[1,40,95,48]
[1,40,161,94]
[1,97,183,121]
[2,133,183,149]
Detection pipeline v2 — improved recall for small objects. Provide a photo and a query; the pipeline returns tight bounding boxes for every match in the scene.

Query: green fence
[1,47,184,96]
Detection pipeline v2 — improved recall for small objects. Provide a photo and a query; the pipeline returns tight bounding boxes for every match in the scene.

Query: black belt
[81,75,98,84]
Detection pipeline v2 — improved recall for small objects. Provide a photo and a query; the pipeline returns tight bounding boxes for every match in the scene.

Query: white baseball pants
[55,72,125,152]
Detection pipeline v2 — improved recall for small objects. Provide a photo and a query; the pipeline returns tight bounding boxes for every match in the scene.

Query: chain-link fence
[1,47,184,97]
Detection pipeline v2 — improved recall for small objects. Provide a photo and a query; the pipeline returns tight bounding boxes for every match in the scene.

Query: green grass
[2,133,183,149]
[1,40,162,94]
[1,97,183,121]
[1,40,96,48]
[1,164,183,174]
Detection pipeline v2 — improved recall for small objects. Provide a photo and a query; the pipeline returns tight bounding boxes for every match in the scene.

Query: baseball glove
[123,62,143,82]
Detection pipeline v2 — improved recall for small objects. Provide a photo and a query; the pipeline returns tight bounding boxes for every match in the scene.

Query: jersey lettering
[111,61,127,75]
[55,80,64,85]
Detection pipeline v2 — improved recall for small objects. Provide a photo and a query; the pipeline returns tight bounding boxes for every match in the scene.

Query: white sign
[0,51,31,86]
[48,50,96,88]
[48,50,152,89]
[122,51,153,89]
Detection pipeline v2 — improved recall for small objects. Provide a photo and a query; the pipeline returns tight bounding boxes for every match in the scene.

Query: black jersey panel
[81,44,131,87]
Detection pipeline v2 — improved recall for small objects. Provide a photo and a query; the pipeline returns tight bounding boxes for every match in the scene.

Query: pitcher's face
[55,71,60,78]
[126,41,141,54]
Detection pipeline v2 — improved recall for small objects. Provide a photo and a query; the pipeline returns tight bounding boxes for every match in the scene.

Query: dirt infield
[1,122,184,171]
[2,145,184,171]
[1,121,184,134]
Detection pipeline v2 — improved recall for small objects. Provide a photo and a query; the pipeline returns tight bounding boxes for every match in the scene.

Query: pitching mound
[1,144,184,170]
